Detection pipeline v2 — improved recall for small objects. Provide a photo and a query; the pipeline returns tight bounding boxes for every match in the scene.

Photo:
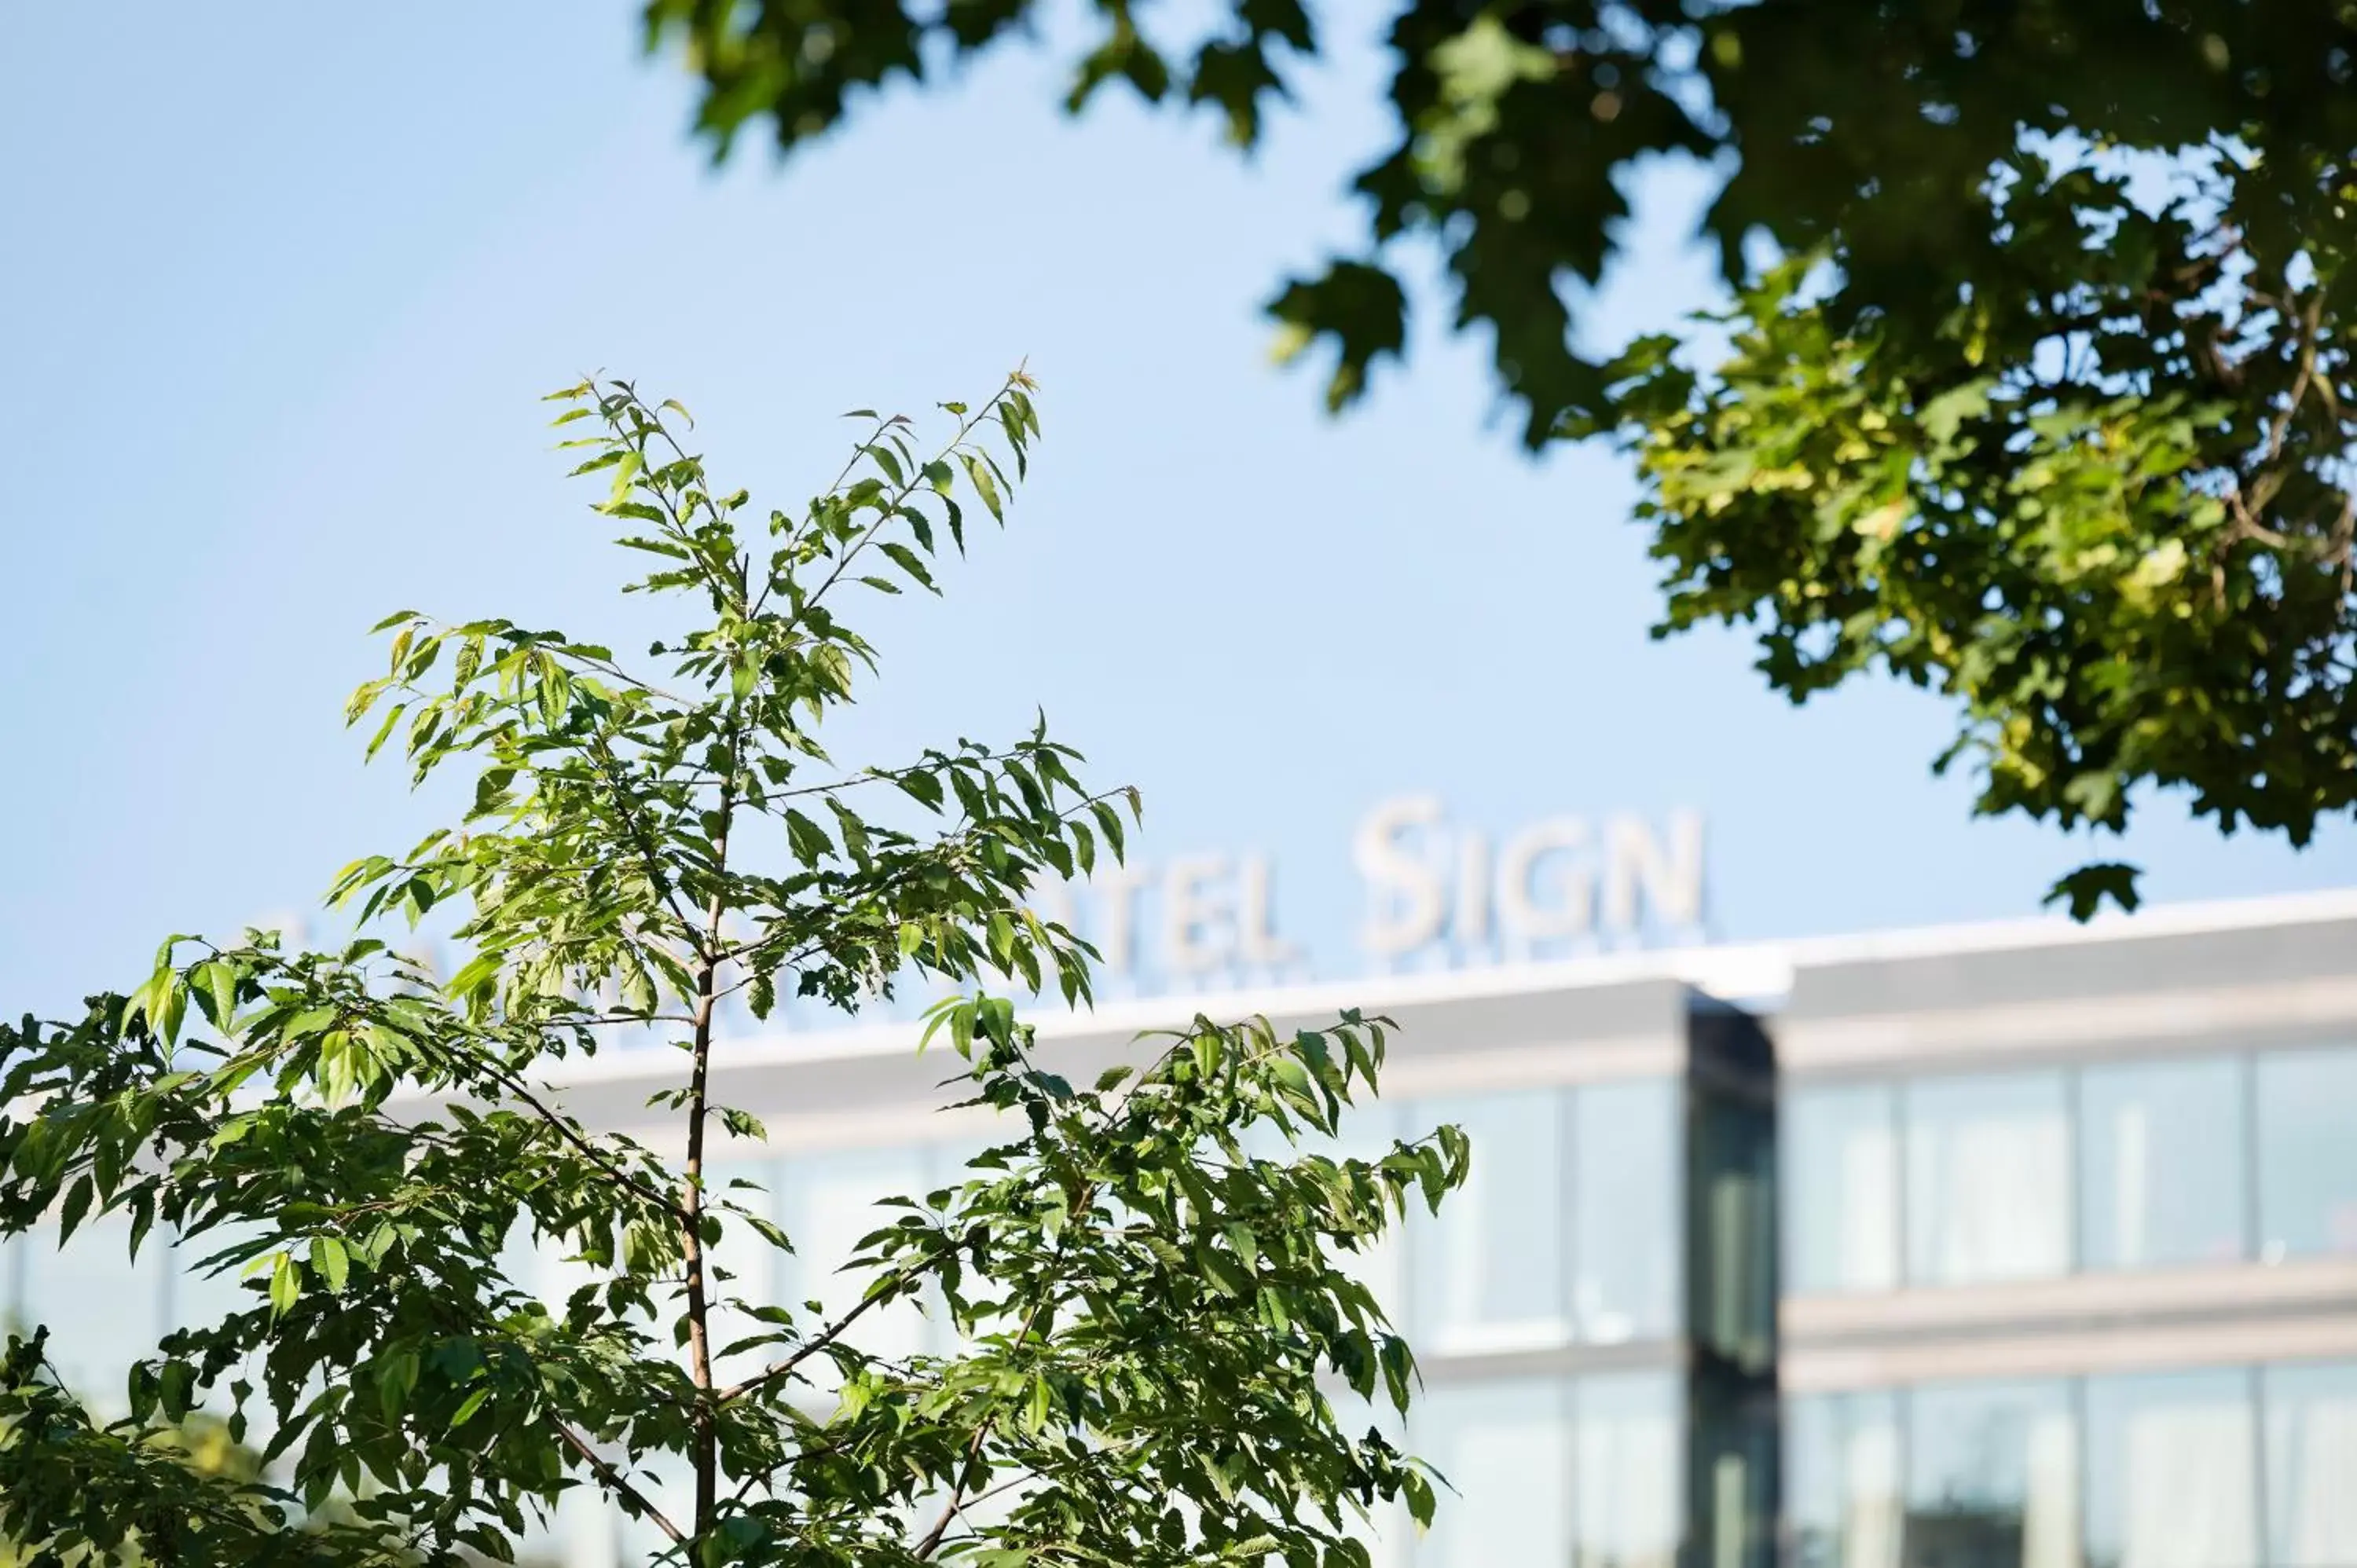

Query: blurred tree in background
[644,1,2357,912]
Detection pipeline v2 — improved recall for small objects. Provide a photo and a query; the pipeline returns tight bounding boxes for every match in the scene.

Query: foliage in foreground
[644,1,2357,912]
[0,373,1466,1565]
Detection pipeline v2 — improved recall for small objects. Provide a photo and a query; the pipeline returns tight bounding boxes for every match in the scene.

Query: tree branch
[555,1418,685,1544]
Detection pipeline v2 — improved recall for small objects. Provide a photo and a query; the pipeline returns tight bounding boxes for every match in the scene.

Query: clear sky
[5,3,2351,1020]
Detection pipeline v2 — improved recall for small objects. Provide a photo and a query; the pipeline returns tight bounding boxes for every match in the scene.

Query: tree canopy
[0,376,1464,1565]
[643,0,2357,912]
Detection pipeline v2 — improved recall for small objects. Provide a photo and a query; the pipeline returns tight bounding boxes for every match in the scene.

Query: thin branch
[790,376,1025,629]
[754,745,1042,806]
[911,1415,1003,1559]
[444,1040,687,1224]
[588,742,700,943]
[555,1418,685,1544]
[713,1251,936,1404]
[2261,291,2324,469]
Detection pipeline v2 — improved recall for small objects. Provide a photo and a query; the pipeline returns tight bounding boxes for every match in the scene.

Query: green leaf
[878,540,938,593]
[312,1235,350,1294]
[784,808,833,865]
[2044,862,2143,921]
[960,452,1004,522]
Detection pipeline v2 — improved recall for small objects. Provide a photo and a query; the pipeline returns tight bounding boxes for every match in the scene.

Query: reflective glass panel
[2078,1058,2246,1271]
[1574,1369,1681,1568]
[1785,1085,1900,1295]
[1789,1391,1903,1568]
[2085,1368,2257,1568]
[1695,1091,1776,1370]
[1905,1379,2080,1568]
[1572,1079,1679,1343]
[1906,1075,2071,1286]
[2263,1361,2357,1567]
[2255,1048,2357,1258]
[1414,1378,1573,1568]
[1409,1093,1567,1354]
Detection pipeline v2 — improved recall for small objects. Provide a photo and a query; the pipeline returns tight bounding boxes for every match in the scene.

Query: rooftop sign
[1027,797,1706,987]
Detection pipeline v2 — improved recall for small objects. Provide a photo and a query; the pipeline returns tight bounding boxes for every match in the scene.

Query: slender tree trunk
[683,800,734,1541]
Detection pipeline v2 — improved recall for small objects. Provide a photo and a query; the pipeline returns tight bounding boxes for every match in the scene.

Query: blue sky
[4,3,2350,1019]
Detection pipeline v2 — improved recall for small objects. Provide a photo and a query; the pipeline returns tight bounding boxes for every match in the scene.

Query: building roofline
[545,885,2357,1086]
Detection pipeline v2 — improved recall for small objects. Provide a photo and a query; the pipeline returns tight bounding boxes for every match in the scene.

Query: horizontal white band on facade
[1777,973,2357,1075]
[582,1035,1686,1160]
[1783,1256,2357,1343]
[1782,1309,2357,1393]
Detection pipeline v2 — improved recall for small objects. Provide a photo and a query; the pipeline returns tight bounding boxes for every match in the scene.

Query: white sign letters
[1038,798,1706,987]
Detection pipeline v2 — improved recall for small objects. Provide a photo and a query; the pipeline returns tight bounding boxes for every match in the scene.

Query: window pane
[780,1144,932,1374]
[2078,1059,2246,1271]
[2264,1361,2357,1567]
[1905,1379,2079,1568]
[1789,1391,1902,1568]
[1574,1370,1681,1568]
[1332,1391,1411,1568]
[0,1229,21,1330]
[1906,1075,2070,1287]
[21,1218,166,1414]
[706,1158,781,1383]
[1695,1091,1775,1369]
[1252,1101,1406,1326]
[1415,1378,1572,1568]
[1695,1371,1774,1568]
[1573,1079,1679,1343]
[2256,1049,2357,1258]
[1785,1085,1899,1295]
[1410,1094,1567,1354]
[2085,1368,2257,1568]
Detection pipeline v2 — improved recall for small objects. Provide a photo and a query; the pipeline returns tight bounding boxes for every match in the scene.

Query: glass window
[706,1158,780,1383]
[2264,1361,2357,1567]
[2079,1059,2247,1271]
[780,1144,933,1373]
[1410,1093,1568,1354]
[0,1228,22,1329]
[1905,1379,2079,1568]
[1785,1085,1900,1295]
[1788,1391,1902,1568]
[1574,1369,1681,1568]
[2084,1368,2257,1568]
[1695,1371,1776,1568]
[21,1218,167,1414]
[1695,1091,1775,1369]
[1413,1378,1572,1568]
[1573,1079,1680,1343]
[1252,1100,1407,1326]
[1906,1075,2071,1287]
[2256,1049,2357,1259]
